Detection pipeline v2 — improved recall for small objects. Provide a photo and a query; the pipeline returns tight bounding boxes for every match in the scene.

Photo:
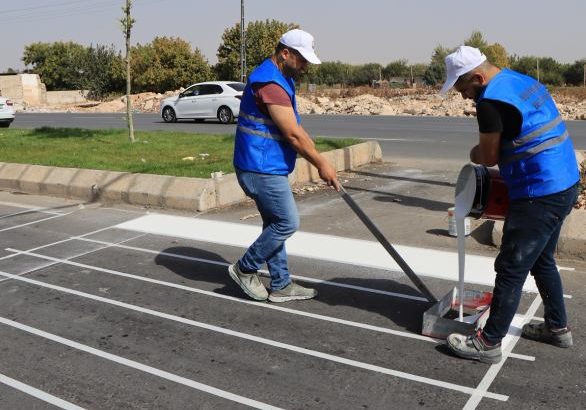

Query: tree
[77,44,125,100]
[465,31,509,67]
[216,19,298,80]
[423,45,452,86]
[464,31,489,49]
[131,37,213,92]
[563,59,586,86]
[22,41,87,90]
[511,55,565,85]
[383,60,409,78]
[121,0,135,142]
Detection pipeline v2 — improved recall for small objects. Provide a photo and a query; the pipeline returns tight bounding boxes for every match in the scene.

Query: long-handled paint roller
[338,185,438,303]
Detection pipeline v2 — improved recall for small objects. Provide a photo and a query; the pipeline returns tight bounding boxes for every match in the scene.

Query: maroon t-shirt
[253,83,292,116]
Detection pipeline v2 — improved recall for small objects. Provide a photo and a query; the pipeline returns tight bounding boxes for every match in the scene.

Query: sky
[2,0,586,72]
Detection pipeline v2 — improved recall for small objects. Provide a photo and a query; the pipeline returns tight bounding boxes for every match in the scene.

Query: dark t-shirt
[252,83,292,116]
[476,98,522,141]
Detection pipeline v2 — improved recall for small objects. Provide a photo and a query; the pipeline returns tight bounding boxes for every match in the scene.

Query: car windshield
[227,82,245,92]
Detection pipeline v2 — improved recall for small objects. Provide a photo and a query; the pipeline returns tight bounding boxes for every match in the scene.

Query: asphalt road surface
[13,113,586,163]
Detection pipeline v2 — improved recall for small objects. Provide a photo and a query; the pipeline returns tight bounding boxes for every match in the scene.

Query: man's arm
[470,132,501,166]
[267,103,340,191]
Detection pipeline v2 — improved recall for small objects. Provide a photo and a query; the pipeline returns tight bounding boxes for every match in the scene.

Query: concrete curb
[491,150,586,260]
[0,141,382,212]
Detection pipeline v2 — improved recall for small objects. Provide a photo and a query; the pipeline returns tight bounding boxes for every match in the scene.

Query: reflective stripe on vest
[501,115,563,150]
[500,130,569,165]
[236,124,284,141]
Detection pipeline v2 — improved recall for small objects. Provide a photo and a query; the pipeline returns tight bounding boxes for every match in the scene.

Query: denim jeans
[235,169,300,291]
[482,183,579,345]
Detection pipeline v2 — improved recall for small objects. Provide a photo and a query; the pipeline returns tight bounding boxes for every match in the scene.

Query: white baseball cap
[440,46,487,95]
[279,29,321,64]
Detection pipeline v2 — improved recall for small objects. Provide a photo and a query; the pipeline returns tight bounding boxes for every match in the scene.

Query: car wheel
[162,107,177,123]
[217,106,233,124]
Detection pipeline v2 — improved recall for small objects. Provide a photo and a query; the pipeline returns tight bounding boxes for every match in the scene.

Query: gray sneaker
[522,322,573,348]
[228,263,268,301]
[268,282,317,303]
[446,331,502,364]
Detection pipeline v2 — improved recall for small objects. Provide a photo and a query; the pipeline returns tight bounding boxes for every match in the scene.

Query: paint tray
[421,287,492,339]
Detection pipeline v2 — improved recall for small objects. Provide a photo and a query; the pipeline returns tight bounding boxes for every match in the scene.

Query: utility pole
[536,58,540,82]
[583,63,585,87]
[240,0,246,83]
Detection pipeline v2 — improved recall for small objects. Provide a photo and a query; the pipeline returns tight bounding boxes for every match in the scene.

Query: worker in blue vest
[230,29,340,303]
[441,46,580,363]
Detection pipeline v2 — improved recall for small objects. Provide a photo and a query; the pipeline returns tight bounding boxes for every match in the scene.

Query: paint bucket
[447,207,470,236]
[455,164,509,220]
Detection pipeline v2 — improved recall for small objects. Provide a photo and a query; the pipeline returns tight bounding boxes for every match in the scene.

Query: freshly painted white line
[115,214,539,292]
[0,317,281,410]
[0,269,508,401]
[0,208,63,220]
[7,247,437,343]
[463,295,543,410]
[0,224,129,262]
[507,353,535,362]
[0,201,67,214]
[0,234,145,284]
[0,372,84,410]
[0,213,71,233]
[74,237,428,302]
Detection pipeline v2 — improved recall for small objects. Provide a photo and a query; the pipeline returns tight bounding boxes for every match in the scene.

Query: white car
[160,81,244,124]
[0,96,15,128]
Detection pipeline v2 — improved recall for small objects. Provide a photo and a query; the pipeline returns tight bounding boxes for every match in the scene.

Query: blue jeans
[482,183,579,345]
[236,169,299,291]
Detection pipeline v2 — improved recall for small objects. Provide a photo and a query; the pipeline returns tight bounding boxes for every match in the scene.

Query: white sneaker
[268,282,317,303]
[228,263,268,301]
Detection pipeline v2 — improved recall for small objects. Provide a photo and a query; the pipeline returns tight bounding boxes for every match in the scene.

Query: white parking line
[0,317,281,410]
[0,213,71,233]
[6,247,437,343]
[0,208,63,220]
[464,295,543,409]
[0,268,508,402]
[115,214,540,292]
[0,372,84,410]
[74,237,428,302]
[0,201,67,215]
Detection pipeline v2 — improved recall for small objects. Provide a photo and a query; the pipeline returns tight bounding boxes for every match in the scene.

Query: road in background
[13,113,586,164]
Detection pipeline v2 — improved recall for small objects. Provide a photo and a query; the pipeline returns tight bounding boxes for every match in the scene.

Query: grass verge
[0,127,360,178]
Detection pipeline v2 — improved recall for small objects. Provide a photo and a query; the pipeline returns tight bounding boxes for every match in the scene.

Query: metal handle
[338,186,438,303]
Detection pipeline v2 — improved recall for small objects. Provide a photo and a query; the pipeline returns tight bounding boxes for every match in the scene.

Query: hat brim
[297,48,321,64]
[439,74,458,96]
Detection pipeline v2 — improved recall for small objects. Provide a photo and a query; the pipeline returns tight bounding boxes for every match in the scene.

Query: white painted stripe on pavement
[0,213,71,233]
[463,295,543,410]
[115,214,539,292]
[0,269,508,401]
[0,201,66,215]
[0,208,63,220]
[0,372,84,410]
[7,247,437,343]
[0,317,281,410]
[73,237,428,302]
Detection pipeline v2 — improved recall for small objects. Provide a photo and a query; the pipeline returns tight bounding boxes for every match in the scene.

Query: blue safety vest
[479,69,579,199]
[233,58,301,175]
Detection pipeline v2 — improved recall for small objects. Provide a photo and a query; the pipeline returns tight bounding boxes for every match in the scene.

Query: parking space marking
[0,268,509,401]
[0,234,145,284]
[0,201,68,215]
[463,295,543,410]
[0,208,63,220]
[6,247,437,343]
[0,372,85,410]
[75,237,428,302]
[0,317,281,410]
[0,213,72,233]
[116,214,539,292]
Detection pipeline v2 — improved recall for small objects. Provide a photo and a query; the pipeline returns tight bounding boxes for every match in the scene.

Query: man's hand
[317,160,340,191]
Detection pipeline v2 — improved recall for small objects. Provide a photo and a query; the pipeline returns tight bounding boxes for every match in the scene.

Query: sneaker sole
[268,293,317,303]
[228,265,268,301]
